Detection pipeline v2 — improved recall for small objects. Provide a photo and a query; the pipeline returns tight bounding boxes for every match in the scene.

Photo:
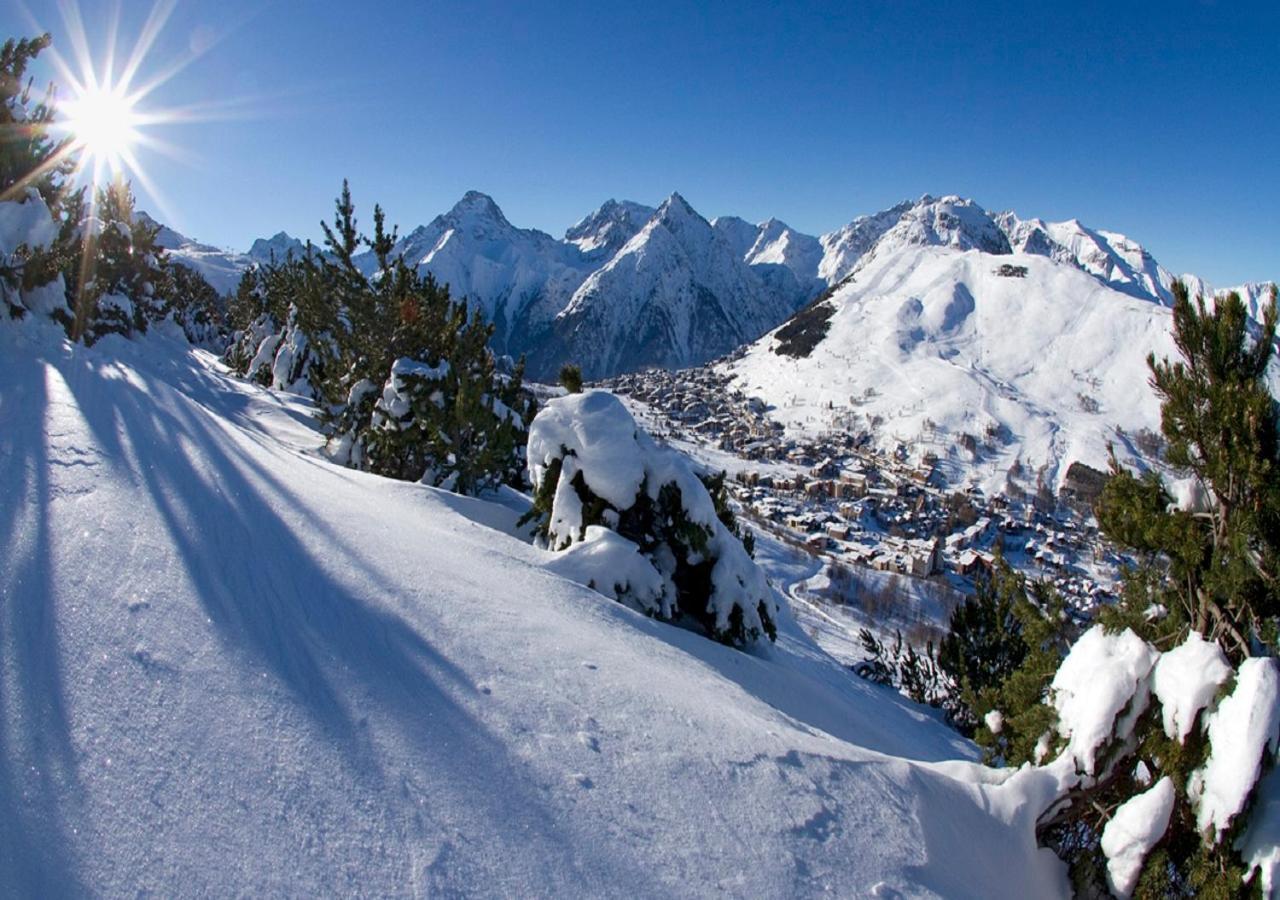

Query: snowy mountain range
[146,190,1272,393]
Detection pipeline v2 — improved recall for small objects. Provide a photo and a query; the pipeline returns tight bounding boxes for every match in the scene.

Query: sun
[60,82,141,177]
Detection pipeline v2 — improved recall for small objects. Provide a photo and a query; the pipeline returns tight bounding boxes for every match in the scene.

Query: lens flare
[60,82,141,179]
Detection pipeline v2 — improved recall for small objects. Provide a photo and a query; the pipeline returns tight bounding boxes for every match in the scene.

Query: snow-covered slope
[542,193,809,379]
[0,319,1070,897]
[137,212,254,296]
[995,212,1174,305]
[746,217,824,283]
[725,243,1278,495]
[817,199,915,283]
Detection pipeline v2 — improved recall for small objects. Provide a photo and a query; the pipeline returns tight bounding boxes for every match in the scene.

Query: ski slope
[0,320,1069,897]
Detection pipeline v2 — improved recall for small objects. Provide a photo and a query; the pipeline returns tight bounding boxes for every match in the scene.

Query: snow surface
[0,190,59,255]
[0,318,1075,896]
[1100,776,1176,899]
[1151,630,1233,743]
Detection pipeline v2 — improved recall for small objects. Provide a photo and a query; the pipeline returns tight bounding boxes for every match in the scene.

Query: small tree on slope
[523,390,777,649]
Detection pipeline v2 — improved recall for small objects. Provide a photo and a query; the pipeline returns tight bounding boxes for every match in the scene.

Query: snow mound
[528,390,776,642]
[1151,630,1233,743]
[1190,657,1280,842]
[1100,776,1176,899]
[1050,626,1159,777]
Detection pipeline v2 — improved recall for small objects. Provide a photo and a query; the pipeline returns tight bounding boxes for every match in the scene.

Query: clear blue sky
[10,0,1279,284]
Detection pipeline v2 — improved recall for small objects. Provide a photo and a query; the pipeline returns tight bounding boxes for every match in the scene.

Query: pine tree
[559,363,584,394]
[228,180,534,495]
[69,178,167,342]
[1098,281,1280,658]
[0,34,81,324]
[1024,281,1280,896]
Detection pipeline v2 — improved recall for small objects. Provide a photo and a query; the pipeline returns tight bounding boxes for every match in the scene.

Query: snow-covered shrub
[165,263,226,349]
[223,259,332,399]
[524,390,777,649]
[1023,626,1280,898]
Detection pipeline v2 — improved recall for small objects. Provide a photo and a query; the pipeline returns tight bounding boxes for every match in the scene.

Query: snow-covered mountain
[142,190,1270,388]
[537,193,811,379]
[137,212,255,296]
[564,198,656,261]
[247,231,306,265]
[817,198,915,283]
[723,196,1279,496]
[353,191,594,357]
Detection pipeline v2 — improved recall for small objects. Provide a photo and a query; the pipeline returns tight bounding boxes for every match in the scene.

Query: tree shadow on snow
[0,336,661,894]
[0,342,93,896]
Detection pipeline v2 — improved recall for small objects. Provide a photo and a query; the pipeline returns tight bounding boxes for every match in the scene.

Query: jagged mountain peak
[565,198,656,258]
[247,231,305,263]
[656,191,702,222]
[879,195,1011,256]
[441,190,511,229]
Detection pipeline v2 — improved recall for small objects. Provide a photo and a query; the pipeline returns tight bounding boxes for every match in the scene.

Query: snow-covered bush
[224,259,332,399]
[524,390,777,649]
[1025,625,1280,898]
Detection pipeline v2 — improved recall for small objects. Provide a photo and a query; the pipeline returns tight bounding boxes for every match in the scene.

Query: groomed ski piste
[0,315,1084,897]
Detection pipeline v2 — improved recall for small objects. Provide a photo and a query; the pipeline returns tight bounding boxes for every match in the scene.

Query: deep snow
[0,319,1073,897]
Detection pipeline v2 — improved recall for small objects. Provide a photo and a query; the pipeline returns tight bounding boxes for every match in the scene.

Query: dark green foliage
[558,363,584,394]
[967,576,1074,766]
[0,34,71,204]
[165,262,225,346]
[702,469,754,558]
[855,629,962,720]
[69,179,167,343]
[772,296,837,358]
[1098,281,1280,661]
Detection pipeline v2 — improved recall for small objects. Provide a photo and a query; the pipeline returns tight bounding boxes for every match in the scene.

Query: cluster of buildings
[605,366,1125,614]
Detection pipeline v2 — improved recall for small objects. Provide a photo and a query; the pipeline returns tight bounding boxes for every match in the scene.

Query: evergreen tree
[559,363,584,394]
[1017,281,1280,896]
[0,34,81,324]
[226,180,534,495]
[68,177,167,342]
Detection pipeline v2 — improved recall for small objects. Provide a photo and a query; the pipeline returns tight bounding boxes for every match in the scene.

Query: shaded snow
[1190,657,1280,842]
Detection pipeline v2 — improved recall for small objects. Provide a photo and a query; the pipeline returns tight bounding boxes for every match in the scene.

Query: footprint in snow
[577,731,600,753]
[568,773,594,789]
